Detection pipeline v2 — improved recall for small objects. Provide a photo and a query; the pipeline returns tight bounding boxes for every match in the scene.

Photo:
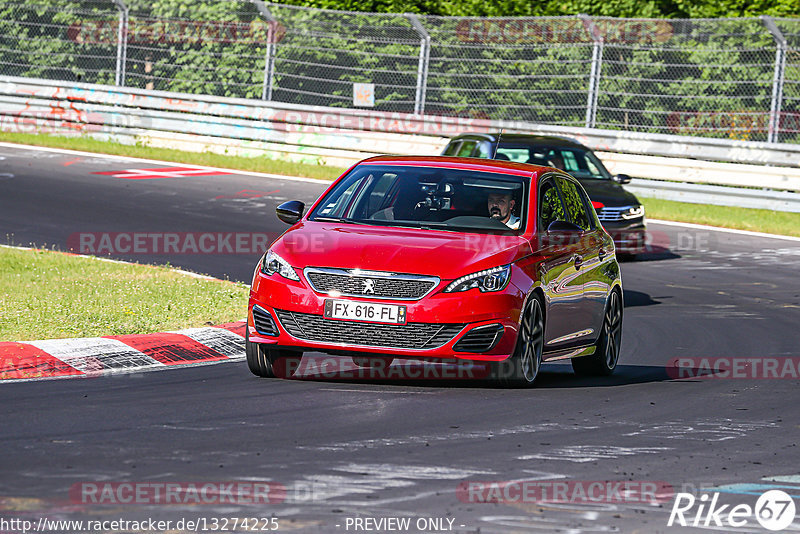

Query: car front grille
[275,310,464,350]
[304,268,439,300]
[597,206,635,222]
[454,324,504,353]
[252,305,278,336]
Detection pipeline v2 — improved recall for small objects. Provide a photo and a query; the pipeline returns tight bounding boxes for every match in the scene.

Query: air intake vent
[454,324,504,353]
[304,267,439,300]
[275,310,463,350]
[252,305,278,336]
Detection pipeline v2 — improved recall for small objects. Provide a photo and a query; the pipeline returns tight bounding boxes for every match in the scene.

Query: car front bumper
[248,269,527,362]
[603,219,646,254]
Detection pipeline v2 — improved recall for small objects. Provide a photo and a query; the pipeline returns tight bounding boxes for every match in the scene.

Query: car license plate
[324,299,406,325]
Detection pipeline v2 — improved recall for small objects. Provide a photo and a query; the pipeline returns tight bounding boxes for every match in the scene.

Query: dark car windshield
[496,143,612,180]
[309,165,527,234]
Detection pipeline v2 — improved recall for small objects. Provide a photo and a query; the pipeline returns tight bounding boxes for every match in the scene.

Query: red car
[246,156,623,386]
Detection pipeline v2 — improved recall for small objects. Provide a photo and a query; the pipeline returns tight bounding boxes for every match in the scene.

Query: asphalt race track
[1,143,800,533]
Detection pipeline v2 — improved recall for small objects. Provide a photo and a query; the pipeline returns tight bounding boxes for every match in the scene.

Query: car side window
[442,141,461,156]
[539,179,566,231]
[557,177,592,231]
[475,141,492,158]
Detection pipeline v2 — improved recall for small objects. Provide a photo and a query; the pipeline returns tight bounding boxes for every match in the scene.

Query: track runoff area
[0,142,799,533]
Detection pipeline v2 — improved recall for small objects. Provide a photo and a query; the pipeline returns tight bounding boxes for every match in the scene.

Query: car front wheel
[245,328,303,378]
[493,296,544,387]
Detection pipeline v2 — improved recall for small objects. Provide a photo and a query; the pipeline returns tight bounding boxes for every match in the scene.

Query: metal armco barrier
[0,75,799,212]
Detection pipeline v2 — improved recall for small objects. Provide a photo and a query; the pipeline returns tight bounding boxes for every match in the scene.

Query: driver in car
[488,192,520,229]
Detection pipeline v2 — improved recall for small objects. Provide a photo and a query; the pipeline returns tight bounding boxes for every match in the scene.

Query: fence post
[251,0,277,101]
[111,0,128,86]
[761,16,787,144]
[406,13,430,116]
[579,14,602,129]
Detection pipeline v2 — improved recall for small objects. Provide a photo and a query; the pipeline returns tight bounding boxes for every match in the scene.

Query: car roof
[449,133,587,149]
[357,155,552,177]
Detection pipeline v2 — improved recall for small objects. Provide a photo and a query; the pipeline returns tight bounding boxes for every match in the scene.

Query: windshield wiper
[312,216,373,225]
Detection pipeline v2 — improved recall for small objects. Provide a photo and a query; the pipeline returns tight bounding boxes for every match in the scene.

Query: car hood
[273,221,531,280]
[576,178,640,207]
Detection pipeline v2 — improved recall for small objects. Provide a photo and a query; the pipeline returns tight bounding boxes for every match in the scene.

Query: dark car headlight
[621,205,645,220]
[260,250,299,281]
[444,265,511,293]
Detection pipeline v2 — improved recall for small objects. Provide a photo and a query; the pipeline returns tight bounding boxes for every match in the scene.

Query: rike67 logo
[668,490,796,531]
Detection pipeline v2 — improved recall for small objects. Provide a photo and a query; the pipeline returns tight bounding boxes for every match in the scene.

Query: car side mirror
[542,220,585,247]
[546,220,584,234]
[276,200,305,225]
[612,174,632,184]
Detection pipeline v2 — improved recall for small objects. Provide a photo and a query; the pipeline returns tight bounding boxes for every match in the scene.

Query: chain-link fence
[1,0,798,144]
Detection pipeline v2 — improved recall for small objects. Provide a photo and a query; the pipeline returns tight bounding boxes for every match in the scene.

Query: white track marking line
[28,337,163,374]
[649,219,800,242]
[0,141,332,184]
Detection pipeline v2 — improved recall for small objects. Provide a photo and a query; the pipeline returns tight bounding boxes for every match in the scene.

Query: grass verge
[0,131,346,181]
[0,247,249,342]
[640,197,800,238]
[1,132,797,237]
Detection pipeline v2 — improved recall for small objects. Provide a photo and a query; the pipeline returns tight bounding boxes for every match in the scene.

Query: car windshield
[309,165,527,234]
[496,143,612,180]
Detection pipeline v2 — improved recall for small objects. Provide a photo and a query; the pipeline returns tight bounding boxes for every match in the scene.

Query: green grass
[2,132,797,237]
[0,131,346,181]
[0,247,249,342]
[640,197,800,238]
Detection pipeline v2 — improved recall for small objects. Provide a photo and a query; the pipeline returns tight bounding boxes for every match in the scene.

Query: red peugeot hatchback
[246,156,623,387]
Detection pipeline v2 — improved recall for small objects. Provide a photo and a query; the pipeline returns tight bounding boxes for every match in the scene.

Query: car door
[556,175,607,343]
[536,175,587,348]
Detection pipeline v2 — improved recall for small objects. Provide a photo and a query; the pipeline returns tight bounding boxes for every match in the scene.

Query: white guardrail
[1,75,799,212]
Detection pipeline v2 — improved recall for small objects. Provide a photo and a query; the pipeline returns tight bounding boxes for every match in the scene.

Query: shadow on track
[623,289,669,308]
[269,357,678,390]
[620,246,681,263]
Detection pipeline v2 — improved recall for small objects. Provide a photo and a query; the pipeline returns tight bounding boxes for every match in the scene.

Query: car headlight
[444,265,511,293]
[621,205,645,220]
[260,250,299,281]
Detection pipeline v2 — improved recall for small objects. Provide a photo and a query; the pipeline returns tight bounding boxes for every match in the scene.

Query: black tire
[352,356,394,369]
[245,328,303,379]
[492,295,544,387]
[245,327,275,378]
[572,289,623,376]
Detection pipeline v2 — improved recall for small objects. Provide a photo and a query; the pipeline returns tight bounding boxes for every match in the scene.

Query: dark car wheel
[493,296,544,387]
[572,289,622,376]
[245,328,303,378]
[245,327,275,378]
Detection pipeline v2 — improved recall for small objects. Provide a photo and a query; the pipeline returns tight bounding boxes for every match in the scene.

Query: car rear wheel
[493,296,544,387]
[572,289,622,376]
[245,328,303,379]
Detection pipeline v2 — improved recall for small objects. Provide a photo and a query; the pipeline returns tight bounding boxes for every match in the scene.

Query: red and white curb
[0,321,246,382]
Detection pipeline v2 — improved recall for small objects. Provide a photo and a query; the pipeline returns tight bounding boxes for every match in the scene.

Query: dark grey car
[442,133,646,256]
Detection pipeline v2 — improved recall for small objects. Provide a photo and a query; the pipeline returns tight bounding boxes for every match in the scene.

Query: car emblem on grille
[363,279,375,294]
